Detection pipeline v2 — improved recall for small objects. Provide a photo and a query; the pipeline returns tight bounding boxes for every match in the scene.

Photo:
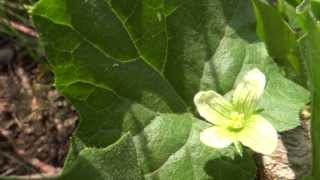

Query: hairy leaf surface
[30,0,309,179]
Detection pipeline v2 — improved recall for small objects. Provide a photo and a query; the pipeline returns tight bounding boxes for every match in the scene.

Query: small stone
[0,48,14,66]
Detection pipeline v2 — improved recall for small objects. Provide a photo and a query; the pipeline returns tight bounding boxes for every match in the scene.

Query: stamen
[228,112,245,130]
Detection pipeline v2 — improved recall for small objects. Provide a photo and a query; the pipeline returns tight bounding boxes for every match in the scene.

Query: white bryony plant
[194,68,278,155]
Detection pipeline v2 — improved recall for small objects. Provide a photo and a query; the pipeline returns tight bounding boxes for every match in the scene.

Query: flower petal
[239,115,278,155]
[194,91,233,125]
[200,126,235,149]
[232,68,266,113]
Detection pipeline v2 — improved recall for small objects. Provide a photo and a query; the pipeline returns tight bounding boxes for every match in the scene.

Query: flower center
[229,112,245,130]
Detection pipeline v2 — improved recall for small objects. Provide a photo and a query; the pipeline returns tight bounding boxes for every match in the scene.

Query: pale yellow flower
[194,68,278,155]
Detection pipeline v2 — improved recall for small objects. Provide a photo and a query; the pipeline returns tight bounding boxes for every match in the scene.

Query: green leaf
[29,0,309,179]
[278,0,304,30]
[251,0,297,59]
[58,133,144,180]
[259,70,310,131]
[251,0,307,80]
[311,0,320,19]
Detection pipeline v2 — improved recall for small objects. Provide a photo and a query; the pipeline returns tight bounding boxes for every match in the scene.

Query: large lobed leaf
[28,0,309,179]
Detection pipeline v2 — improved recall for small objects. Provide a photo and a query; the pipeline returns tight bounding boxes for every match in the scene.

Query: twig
[0,18,39,38]
[6,20,38,38]
[28,158,60,176]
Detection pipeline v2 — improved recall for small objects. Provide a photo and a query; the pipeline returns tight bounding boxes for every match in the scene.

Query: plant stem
[299,9,320,178]
[311,92,320,178]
